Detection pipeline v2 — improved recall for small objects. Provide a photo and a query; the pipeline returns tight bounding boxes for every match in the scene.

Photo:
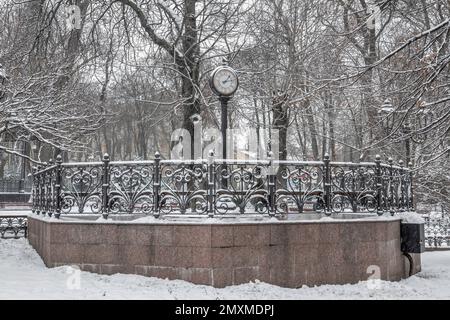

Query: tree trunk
[179,0,200,160]
[304,98,319,160]
[272,92,289,161]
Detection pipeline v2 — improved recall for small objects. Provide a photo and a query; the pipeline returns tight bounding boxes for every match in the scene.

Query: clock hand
[222,75,231,84]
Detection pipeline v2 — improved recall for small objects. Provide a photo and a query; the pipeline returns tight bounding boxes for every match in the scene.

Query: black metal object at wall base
[401,223,425,254]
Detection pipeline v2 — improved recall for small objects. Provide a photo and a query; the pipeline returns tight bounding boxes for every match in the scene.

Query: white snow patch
[28,212,402,226]
[396,212,425,224]
[1,239,450,299]
[0,211,30,217]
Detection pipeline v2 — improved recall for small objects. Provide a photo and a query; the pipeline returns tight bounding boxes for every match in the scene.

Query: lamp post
[378,99,394,134]
[378,100,412,164]
[19,141,27,193]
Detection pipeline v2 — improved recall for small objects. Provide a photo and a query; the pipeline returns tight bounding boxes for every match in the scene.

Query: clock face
[211,67,238,96]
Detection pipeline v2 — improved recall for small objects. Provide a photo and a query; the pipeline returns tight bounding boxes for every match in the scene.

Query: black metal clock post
[210,61,238,190]
[220,96,230,160]
[219,96,231,189]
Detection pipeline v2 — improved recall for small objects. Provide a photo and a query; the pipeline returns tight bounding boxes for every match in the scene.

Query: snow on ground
[0,210,30,217]
[1,239,450,300]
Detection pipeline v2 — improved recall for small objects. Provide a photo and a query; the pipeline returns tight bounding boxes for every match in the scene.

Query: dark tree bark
[179,0,201,159]
[272,91,289,161]
[118,0,200,159]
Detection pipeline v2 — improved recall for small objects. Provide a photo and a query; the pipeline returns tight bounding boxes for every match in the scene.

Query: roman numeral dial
[210,66,239,97]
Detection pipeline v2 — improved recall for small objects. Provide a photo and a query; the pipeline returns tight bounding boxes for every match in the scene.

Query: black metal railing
[423,212,450,249]
[31,153,414,219]
[0,179,32,193]
[0,216,27,238]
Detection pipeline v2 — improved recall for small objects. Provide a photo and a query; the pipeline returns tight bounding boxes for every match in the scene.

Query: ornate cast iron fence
[31,153,414,219]
[423,212,450,249]
[0,179,32,193]
[0,216,27,238]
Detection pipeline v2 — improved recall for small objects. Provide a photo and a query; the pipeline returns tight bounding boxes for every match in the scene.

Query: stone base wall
[28,216,421,288]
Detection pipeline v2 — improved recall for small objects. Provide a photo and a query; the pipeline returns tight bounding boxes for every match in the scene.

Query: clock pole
[219,96,230,189]
[220,95,230,160]
[210,60,239,189]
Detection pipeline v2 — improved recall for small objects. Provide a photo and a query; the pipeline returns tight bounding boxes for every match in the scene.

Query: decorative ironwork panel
[159,161,208,214]
[108,163,154,214]
[60,164,103,214]
[215,161,269,214]
[31,154,414,219]
[274,163,324,214]
[47,168,57,216]
[390,167,403,212]
[399,169,410,210]
[330,164,377,213]
[32,166,57,216]
[0,216,27,239]
[32,171,42,214]
[380,165,391,213]
[31,174,39,214]
[423,213,450,248]
[39,170,47,214]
